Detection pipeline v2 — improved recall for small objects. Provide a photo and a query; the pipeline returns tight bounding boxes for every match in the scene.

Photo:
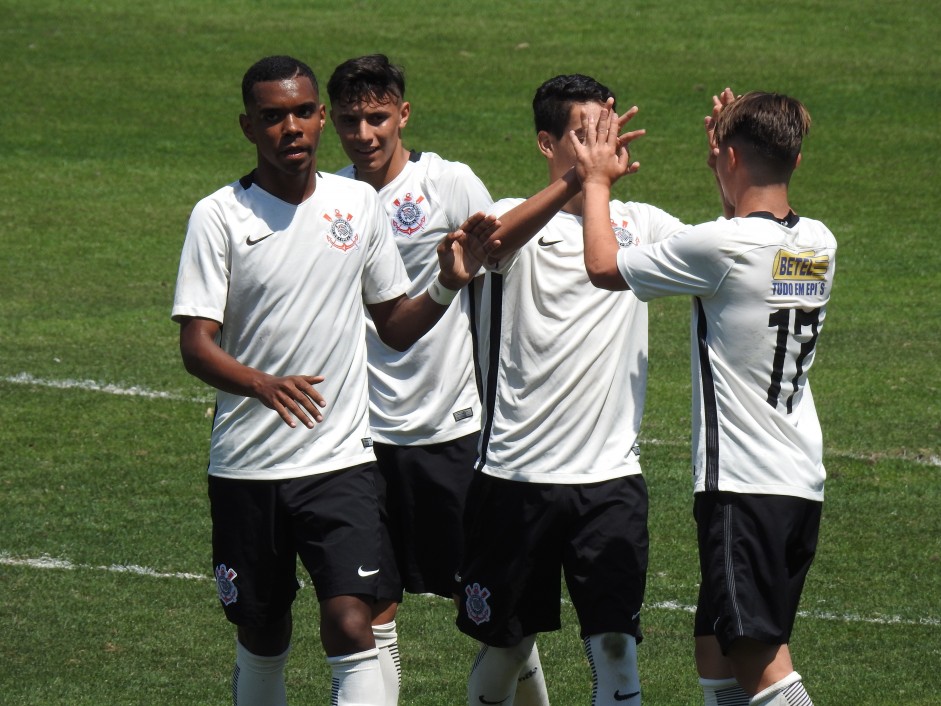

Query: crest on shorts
[391,193,427,237]
[323,209,360,252]
[465,582,492,625]
[611,219,638,248]
[215,564,239,606]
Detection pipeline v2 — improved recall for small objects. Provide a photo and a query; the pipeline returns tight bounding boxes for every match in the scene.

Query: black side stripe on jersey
[696,297,721,491]
[467,277,483,401]
[476,273,504,472]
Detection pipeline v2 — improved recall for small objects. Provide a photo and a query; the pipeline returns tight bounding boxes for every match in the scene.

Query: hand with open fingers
[256,374,327,429]
[705,87,735,171]
[571,99,640,188]
[614,104,646,160]
[436,212,500,289]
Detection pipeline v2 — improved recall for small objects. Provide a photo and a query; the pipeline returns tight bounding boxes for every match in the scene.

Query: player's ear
[537,130,554,158]
[239,113,256,144]
[399,100,411,129]
[795,152,802,169]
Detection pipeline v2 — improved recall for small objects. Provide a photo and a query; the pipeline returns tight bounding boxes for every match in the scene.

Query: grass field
[1,0,939,704]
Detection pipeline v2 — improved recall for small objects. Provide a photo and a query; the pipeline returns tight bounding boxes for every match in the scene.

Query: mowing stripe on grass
[4,373,940,467]
[3,552,937,628]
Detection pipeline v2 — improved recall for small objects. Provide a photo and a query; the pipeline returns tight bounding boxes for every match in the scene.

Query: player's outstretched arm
[179,317,327,429]
[368,213,500,351]
[572,100,633,291]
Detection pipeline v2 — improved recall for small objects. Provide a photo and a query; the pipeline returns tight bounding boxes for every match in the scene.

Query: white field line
[4,372,939,467]
[2,552,938,628]
[2,372,214,404]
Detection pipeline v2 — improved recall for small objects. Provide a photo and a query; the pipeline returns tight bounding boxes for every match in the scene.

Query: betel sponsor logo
[771,249,829,281]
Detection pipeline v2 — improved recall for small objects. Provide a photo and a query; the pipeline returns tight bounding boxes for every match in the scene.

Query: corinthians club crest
[611,218,638,248]
[464,582,492,625]
[324,209,360,252]
[215,563,239,606]
[391,193,427,237]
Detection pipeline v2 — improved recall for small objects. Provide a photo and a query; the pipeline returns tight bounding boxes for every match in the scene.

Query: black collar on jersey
[746,210,800,227]
[239,170,257,189]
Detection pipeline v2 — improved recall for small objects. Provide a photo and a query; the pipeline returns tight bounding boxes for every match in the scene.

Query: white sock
[699,676,750,706]
[467,636,537,706]
[327,647,385,706]
[584,633,641,705]
[750,672,813,706]
[514,640,550,706]
[373,621,401,705]
[232,640,289,706]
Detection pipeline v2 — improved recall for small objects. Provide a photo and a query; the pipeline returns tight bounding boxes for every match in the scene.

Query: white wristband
[427,277,459,306]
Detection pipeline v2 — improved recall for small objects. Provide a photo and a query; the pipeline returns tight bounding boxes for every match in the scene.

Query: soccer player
[325,53,509,705]
[573,90,836,706]
[171,55,495,706]
[455,74,687,706]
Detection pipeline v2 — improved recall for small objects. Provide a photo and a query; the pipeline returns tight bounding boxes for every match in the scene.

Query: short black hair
[714,91,811,183]
[327,54,406,106]
[533,74,616,138]
[241,55,318,108]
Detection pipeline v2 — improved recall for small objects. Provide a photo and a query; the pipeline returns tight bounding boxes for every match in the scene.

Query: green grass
[1,0,939,703]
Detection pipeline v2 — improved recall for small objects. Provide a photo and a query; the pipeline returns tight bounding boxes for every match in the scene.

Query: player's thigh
[693,492,821,650]
[208,475,299,627]
[457,474,562,646]
[286,464,383,601]
[563,474,649,638]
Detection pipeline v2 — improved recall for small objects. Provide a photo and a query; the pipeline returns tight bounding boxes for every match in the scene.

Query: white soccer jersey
[477,198,686,484]
[618,213,837,501]
[171,171,410,480]
[337,152,492,445]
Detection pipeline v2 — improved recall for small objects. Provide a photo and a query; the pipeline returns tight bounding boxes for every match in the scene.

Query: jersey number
[767,307,822,413]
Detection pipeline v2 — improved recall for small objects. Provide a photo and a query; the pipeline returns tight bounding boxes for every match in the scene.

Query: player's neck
[732,184,791,220]
[254,164,318,205]
[359,145,411,191]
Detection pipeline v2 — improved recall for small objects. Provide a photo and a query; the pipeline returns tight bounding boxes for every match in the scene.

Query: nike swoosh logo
[538,236,562,247]
[478,696,509,705]
[357,566,379,577]
[614,690,640,701]
[246,232,275,246]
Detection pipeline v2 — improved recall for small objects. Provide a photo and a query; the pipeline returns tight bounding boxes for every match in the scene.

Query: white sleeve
[171,197,229,324]
[436,161,493,230]
[618,220,730,301]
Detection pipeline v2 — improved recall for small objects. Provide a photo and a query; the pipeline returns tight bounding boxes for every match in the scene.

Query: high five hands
[570,98,645,189]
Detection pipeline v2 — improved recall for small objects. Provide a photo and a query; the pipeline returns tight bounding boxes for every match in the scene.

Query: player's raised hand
[571,98,642,188]
[705,87,735,171]
[255,374,328,429]
[436,212,500,289]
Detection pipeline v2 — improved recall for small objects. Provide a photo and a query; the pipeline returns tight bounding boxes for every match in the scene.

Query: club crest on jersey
[391,193,427,237]
[323,209,360,252]
[465,582,492,625]
[611,219,638,248]
[215,564,239,606]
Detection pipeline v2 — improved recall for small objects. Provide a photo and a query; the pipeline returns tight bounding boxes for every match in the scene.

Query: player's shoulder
[334,163,356,179]
[488,197,525,218]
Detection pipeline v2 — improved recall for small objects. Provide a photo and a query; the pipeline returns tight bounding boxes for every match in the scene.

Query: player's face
[330,96,410,182]
[239,76,325,178]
